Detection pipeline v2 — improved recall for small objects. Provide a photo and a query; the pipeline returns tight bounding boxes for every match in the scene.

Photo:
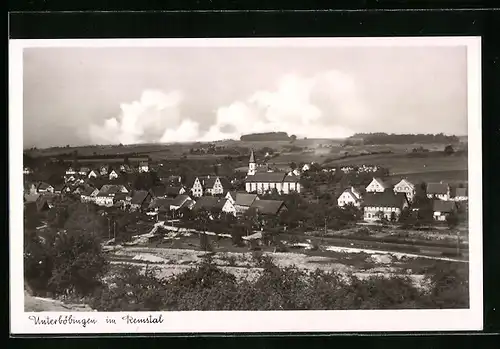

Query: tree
[444,145,455,155]
[290,162,297,170]
[446,211,459,229]
[290,135,297,143]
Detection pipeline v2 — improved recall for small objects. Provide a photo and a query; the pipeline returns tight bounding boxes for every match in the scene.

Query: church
[244,150,302,195]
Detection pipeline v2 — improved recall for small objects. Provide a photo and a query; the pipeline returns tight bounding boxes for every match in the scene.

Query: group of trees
[347,133,460,145]
[240,132,291,141]
[24,203,109,297]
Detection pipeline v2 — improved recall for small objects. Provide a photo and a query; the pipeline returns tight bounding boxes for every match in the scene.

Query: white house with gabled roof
[337,186,362,207]
[393,178,416,203]
[365,177,390,193]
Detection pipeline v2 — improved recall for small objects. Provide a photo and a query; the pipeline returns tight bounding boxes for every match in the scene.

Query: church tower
[248,149,256,176]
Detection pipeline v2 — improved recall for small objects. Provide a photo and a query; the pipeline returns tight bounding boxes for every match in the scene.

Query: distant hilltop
[240,132,291,142]
[346,132,462,145]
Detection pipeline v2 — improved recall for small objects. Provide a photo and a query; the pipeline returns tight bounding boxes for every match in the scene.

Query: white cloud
[89,70,367,145]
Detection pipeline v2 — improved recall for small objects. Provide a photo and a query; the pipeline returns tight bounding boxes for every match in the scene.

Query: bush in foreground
[88,256,469,311]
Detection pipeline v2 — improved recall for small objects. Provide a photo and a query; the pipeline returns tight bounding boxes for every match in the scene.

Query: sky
[22,44,468,148]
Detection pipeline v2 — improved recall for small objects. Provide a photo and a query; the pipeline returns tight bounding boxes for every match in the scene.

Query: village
[24,147,469,247]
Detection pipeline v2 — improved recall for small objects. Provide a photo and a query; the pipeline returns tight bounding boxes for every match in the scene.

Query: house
[190,177,204,198]
[65,167,77,176]
[203,176,231,196]
[78,167,91,176]
[248,199,287,216]
[108,169,119,180]
[363,191,409,222]
[393,178,417,203]
[164,186,186,198]
[426,182,451,201]
[130,190,153,212]
[192,196,235,217]
[302,164,311,172]
[113,192,131,210]
[365,177,390,193]
[80,186,98,203]
[87,169,99,179]
[234,193,260,214]
[37,182,54,194]
[245,151,301,194]
[337,186,362,207]
[190,176,231,197]
[138,161,149,173]
[170,194,195,211]
[452,187,468,201]
[149,198,175,213]
[433,200,457,221]
[23,167,33,175]
[94,184,129,207]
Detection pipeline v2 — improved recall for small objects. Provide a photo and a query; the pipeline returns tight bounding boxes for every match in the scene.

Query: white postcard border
[9,36,483,334]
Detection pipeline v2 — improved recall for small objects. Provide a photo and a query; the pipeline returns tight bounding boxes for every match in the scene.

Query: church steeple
[248,149,256,176]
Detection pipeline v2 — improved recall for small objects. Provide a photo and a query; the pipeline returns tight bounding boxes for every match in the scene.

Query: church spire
[248,149,256,176]
[249,149,255,163]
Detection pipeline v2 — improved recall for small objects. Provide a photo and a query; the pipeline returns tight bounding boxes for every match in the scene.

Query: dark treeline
[347,133,460,145]
[240,132,290,141]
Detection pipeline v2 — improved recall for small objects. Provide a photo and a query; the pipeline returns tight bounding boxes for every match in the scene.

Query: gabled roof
[235,193,259,207]
[363,191,408,208]
[245,172,287,183]
[192,196,224,211]
[171,194,192,207]
[226,191,237,201]
[395,178,415,189]
[339,188,360,202]
[368,177,390,189]
[249,199,285,215]
[427,182,449,195]
[97,184,126,197]
[150,198,174,210]
[81,186,97,196]
[433,200,457,213]
[130,190,150,205]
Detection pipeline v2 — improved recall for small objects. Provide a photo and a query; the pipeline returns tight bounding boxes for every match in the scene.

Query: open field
[323,152,467,173]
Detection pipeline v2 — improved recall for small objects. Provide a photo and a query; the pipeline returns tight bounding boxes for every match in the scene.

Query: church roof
[245,172,287,183]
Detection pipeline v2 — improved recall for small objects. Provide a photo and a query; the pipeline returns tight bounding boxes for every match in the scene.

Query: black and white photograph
[9,37,482,333]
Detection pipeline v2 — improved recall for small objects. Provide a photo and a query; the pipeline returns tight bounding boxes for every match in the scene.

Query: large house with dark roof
[192,196,236,216]
[426,182,451,201]
[433,200,457,221]
[244,150,301,195]
[130,190,153,212]
[363,191,409,221]
[94,184,129,207]
[248,199,287,216]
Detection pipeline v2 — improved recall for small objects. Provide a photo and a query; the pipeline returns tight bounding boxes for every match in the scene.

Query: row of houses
[336,177,468,222]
